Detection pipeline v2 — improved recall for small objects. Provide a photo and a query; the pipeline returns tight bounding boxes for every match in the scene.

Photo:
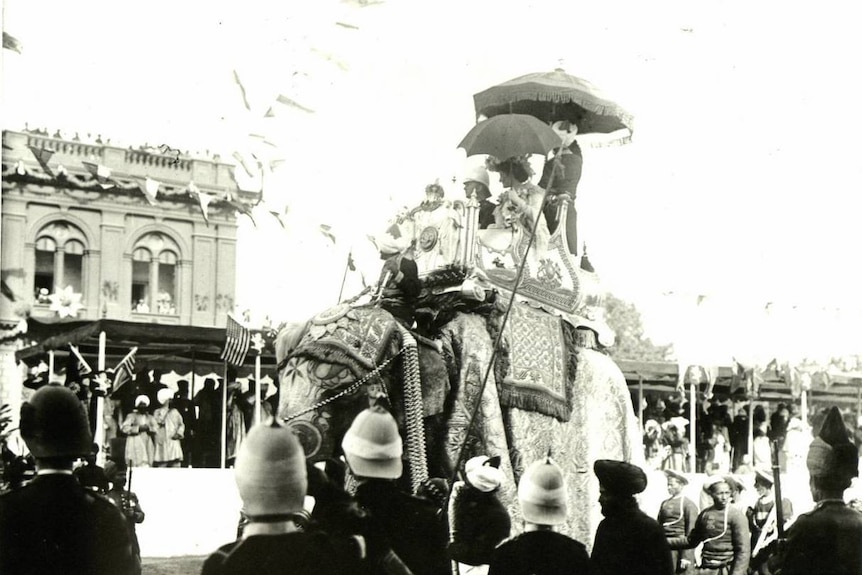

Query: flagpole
[48,350,55,383]
[95,331,107,466]
[254,354,262,426]
[221,361,228,469]
[337,250,352,304]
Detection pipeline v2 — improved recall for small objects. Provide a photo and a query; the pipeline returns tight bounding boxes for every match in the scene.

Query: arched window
[33,222,88,303]
[130,233,180,315]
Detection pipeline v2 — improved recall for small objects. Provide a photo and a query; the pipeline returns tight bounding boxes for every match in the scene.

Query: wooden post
[748,400,755,467]
[638,375,644,429]
[689,378,696,473]
[95,331,106,466]
[254,354,262,426]
[48,350,55,382]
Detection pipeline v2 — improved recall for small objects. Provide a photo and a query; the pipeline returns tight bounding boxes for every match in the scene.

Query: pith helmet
[518,455,568,525]
[341,403,403,479]
[463,165,490,188]
[234,417,308,517]
[20,384,92,459]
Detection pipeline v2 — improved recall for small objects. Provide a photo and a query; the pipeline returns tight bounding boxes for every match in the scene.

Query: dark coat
[201,530,365,575]
[776,501,862,575]
[489,530,591,575]
[0,473,136,575]
[448,482,511,566]
[658,495,698,571]
[592,504,675,575]
[355,479,449,575]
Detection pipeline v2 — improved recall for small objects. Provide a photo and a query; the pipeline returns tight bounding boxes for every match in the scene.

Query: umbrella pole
[446,156,561,500]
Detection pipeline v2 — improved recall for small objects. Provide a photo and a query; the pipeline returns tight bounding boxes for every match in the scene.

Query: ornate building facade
[0,128,255,406]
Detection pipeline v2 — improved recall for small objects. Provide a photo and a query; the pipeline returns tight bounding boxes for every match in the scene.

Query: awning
[15,318,276,374]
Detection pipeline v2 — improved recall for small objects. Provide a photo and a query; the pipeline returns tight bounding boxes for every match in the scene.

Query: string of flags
[13,143,294,228]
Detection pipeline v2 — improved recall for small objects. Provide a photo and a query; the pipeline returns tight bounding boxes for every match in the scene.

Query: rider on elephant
[371,235,421,328]
[486,155,550,269]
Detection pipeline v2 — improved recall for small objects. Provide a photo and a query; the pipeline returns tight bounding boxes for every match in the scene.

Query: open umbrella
[473,68,633,143]
[457,113,562,160]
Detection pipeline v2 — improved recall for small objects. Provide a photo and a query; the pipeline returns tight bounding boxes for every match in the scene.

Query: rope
[397,325,429,494]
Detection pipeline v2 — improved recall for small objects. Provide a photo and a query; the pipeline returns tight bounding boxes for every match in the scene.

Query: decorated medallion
[419,226,438,251]
[311,303,350,325]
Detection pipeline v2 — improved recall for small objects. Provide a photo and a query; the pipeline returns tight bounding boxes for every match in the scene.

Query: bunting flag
[232,151,256,179]
[188,182,214,224]
[268,207,287,229]
[28,146,55,177]
[69,344,93,376]
[347,250,356,271]
[139,177,160,205]
[225,192,256,227]
[232,69,251,111]
[2,32,22,54]
[113,347,138,393]
[271,94,315,115]
[81,161,114,189]
[221,314,251,366]
[1,279,16,302]
[319,224,337,245]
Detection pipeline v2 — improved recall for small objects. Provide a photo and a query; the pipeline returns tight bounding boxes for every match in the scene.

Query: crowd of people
[1,384,861,574]
[641,392,862,477]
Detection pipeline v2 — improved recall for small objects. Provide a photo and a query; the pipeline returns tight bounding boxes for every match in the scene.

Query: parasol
[473,68,634,143]
[457,113,562,160]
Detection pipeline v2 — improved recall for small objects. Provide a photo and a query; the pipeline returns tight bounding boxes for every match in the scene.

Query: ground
[143,556,207,575]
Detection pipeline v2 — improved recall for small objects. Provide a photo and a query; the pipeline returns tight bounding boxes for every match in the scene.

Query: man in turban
[591,459,674,575]
[448,455,511,573]
[770,406,862,575]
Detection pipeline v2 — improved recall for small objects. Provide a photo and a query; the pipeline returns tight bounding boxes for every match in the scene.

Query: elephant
[275,184,643,549]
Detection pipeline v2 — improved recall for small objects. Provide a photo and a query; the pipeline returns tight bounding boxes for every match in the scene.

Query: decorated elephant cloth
[502,345,643,549]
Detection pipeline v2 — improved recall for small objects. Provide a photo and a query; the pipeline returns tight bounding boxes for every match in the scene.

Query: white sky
[3,0,862,366]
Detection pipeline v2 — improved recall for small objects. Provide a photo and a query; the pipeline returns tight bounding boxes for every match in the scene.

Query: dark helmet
[20,384,92,458]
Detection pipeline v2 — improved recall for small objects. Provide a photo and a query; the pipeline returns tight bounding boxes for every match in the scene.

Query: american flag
[69,344,92,376]
[113,347,138,392]
[221,314,251,366]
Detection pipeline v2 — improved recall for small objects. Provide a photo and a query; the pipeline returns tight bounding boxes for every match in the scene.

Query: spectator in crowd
[105,460,145,575]
[488,455,589,575]
[0,385,136,575]
[201,418,366,575]
[669,475,750,575]
[121,395,154,467]
[449,454,511,574]
[73,442,109,494]
[657,469,698,575]
[341,400,449,575]
[171,380,196,466]
[771,406,862,575]
[591,459,674,575]
[729,406,749,472]
[193,377,224,468]
[751,425,772,471]
[152,388,184,467]
[662,417,690,473]
[644,419,664,470]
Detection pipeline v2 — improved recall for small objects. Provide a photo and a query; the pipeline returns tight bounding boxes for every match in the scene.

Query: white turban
[465,456,504,493]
